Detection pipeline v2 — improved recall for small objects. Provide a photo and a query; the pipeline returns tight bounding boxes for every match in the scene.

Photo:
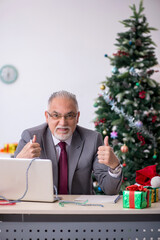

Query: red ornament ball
[120,144,128,153]
[139,90,146,99]
[123,163,127,167]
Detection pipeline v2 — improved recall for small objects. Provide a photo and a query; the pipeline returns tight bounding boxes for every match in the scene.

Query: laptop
[0,158,55,202]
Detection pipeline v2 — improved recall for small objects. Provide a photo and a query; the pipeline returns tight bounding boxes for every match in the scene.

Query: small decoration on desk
[151,176,160,188]
[135,165,160,201]
[0,200,16,205]
[123,185,151,209]
[0,143,18,154]
[135,165,159,186]
[143,186,159,203]
[144,176,160,202]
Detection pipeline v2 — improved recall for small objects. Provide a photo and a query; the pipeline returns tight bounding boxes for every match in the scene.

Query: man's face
[45,97,80,141]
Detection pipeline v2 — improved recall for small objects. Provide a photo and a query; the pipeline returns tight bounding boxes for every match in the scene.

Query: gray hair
[48,90,79,111]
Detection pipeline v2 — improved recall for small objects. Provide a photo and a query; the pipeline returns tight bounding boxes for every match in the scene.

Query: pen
[114,195,121,203]
[30,135,36,143]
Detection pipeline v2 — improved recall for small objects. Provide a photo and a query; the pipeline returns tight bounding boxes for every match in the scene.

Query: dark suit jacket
[14,123,122,194]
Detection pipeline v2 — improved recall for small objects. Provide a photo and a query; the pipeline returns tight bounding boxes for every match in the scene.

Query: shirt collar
[52,134,72,146]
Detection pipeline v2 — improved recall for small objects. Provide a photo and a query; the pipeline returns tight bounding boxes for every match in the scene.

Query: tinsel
[103,93,157,148]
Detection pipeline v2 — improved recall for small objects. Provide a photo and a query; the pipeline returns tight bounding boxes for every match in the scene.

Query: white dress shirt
[52,135,72,161]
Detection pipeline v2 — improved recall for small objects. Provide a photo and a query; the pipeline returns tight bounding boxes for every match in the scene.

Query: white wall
[0,0,160,146]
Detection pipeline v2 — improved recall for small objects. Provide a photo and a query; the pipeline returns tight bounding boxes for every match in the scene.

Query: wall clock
[0,65,18,84]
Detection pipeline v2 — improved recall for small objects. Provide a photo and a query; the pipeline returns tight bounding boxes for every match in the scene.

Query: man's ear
[45,111,49,123]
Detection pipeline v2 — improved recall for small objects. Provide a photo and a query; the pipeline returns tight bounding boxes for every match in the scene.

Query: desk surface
[0,195,160,215]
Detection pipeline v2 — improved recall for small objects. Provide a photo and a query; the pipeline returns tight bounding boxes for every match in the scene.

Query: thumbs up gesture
[16,135,41,159]
[97,136,120,169]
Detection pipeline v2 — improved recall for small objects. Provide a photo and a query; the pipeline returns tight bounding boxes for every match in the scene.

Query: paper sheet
[75,195,119,204]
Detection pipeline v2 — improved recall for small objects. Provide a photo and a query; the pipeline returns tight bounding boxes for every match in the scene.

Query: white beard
[54,126,72,141]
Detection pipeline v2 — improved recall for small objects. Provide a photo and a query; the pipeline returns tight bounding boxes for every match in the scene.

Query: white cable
[0,158,37,204]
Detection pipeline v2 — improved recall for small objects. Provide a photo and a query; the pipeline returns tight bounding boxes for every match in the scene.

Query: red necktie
[58,142,68,194]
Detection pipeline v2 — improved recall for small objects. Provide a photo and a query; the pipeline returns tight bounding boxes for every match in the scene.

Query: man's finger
[104,136,109,146]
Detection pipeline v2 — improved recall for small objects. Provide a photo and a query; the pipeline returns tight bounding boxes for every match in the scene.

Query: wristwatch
[109,163,122,174]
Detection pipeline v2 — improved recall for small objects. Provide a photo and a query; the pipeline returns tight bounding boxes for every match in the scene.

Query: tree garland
[102,92,157,148]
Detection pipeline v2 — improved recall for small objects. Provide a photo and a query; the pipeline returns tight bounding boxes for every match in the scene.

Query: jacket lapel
[68,129,84,193]
[42,127,59,189]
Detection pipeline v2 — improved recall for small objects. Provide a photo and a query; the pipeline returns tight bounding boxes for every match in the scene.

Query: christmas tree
[94,0,160,192]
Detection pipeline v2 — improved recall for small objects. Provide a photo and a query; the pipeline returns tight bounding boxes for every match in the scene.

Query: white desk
[0,195,160,240]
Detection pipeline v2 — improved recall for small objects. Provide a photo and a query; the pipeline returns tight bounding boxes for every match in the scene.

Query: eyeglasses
[47,111,78,120]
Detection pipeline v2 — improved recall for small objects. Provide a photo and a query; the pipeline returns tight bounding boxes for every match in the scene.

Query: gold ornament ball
[120,144,128,153]
[103,130,107,135]
[100,84,105,90]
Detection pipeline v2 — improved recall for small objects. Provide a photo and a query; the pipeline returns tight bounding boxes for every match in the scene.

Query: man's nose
[59,116,67,125]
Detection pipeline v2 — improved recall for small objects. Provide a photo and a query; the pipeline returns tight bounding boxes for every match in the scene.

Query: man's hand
[16,135,41,159]
[97,136,119,169]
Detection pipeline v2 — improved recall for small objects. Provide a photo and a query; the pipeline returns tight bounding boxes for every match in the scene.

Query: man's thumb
[32,135,37,143]
[104,136,109,146]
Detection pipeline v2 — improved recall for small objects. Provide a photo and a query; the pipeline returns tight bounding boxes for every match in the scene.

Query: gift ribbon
[129,191,135,208]
[146,191,150,207]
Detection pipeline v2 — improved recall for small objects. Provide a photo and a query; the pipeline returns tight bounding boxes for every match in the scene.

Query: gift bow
[126,185,148,192]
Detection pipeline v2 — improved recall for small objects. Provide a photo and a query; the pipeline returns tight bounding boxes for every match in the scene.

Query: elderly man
[14,90,122,195]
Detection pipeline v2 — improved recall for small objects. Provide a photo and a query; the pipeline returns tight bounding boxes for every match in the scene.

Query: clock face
[0,65,18,84]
